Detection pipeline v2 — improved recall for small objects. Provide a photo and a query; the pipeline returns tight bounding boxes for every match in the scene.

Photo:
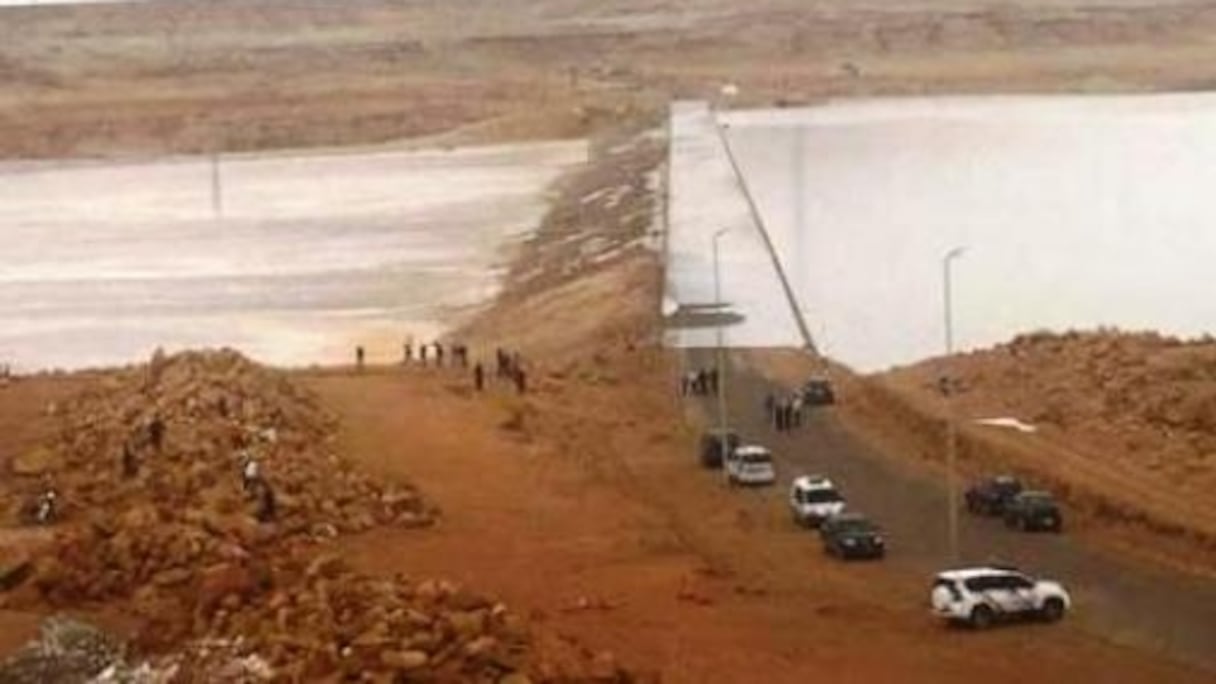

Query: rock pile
[0,616,126,683]
[11,349,435,603]
[1,350,639,682]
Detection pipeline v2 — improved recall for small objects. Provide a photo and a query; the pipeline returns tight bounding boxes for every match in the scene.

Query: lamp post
[713,227,733,463]
[943,246,966,563]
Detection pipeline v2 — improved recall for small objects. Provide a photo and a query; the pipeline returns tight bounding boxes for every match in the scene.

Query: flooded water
[668,94,1216,371]
[0,142,585,371]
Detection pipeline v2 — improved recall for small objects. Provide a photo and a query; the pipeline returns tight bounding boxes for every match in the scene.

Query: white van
[725,445,776,486]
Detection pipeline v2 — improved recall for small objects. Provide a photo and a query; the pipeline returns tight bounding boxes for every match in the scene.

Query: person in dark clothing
[403,342,413,364]
[473,362,485,392]
[435,343,445,367]
[121,442,138,478]
[254,480,276,523]
[420,344,428,365]
[764,393,775,420]
[356,346,365,371]
[514,367,527,394]
[148,414,165,452]
[708,368,719,395]
[496,349,507,377]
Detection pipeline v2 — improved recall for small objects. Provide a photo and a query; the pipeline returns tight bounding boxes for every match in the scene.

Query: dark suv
[819,512,885,560]
[964,475,1023,516]
[802,378,835,406]
[1004,491,1063,532]
[699,428,740,469]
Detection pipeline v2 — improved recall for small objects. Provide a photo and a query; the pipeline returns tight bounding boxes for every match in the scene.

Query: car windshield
[1020,492,1055,506]
[832,517,875,533]
[741,451,771,464]
[803,489,841,503]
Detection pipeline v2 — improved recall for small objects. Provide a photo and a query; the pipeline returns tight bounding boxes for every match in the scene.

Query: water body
[668,94,1216,371]
[0,1,143,6]
[0,141,585,371]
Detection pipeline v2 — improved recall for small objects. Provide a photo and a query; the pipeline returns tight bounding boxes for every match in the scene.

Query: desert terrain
[2,0,1216,682]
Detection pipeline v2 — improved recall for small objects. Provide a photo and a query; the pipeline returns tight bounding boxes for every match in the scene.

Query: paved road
[687,347,1216,673]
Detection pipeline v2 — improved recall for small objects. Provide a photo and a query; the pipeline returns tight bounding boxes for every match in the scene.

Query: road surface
[686,347,1216,673]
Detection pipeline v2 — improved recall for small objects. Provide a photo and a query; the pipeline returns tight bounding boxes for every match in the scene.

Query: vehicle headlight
[873,536,884,545]
[842,538,856,545]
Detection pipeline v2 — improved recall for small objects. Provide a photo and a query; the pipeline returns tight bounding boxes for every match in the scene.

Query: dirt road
[693,347,1216,672]
[296,353,1208,683]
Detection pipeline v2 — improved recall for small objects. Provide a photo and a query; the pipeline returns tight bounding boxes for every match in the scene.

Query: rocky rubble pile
[899,330,1216,499]
[0,616,127,683]
[10,349,435,603]
[1,350,639,682]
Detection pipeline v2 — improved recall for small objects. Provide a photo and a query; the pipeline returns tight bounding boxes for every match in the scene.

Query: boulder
[11,447,60,476]
[379,649,428,672]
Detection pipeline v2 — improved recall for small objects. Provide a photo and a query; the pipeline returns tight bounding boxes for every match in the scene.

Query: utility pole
[943,246,966,563]
[210,150,223,219]
[713,227,733,463]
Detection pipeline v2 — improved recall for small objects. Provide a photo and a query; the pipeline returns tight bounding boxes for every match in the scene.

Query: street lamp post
[713,227,733,463]
[943,246,966,563]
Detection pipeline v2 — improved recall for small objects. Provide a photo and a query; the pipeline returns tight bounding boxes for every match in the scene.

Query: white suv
[930,567,1070,629]
[724,445,776,486]
[789,475,845,526]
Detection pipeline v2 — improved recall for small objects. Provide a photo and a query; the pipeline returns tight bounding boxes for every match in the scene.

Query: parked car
[802,378,835,406]
[930,566,1070,629]
[964,475,1023,516]
[819,512,885,560]
[1003,491,1063,532]
[698,428,740,469]
[724,445,776,486]
[788,475,845,526]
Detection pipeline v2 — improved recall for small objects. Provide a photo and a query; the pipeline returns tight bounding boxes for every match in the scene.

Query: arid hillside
[876,330,1216,561]
[4,0,1216,157]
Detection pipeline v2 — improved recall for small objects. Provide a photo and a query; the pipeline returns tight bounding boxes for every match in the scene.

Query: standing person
[473,362,485,391]
[514,366,527,394]
[495,349,506,377]
[241,453,260,495]
[420,344,428,366]
[403,341,413,364]
[148,414,165,452]
[708,368,719,396]
[254,480,276,523]
[764,392,775,420]
[121,441,138,478]
[34,488,57,525]
[356,346,365,372]
[792,395,804,428]
[435,343,445,368]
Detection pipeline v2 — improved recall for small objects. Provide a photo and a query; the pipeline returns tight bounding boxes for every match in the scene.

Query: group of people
[356,341,475,372]
[355,340,528,396]
[401,340,470,369]
[765,392,805,432]
[492,348,528,394]
[680,368,720,397]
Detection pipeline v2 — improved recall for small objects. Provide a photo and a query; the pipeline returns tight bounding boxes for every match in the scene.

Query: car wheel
[1040,598,1065,622]
[969,605,995,630]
